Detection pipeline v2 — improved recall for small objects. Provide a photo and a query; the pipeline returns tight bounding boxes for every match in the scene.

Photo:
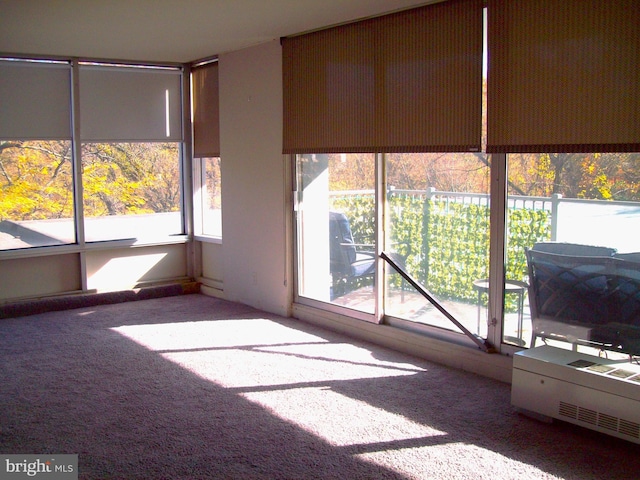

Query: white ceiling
[0,0,433,64]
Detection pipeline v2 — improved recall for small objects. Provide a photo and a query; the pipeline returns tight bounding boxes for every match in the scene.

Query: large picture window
[291,0,640,355]
[0,58,186,250]
[385,153,490,337]
[506,152,640,351]
[81,142,182,242]
[79,63,184,242]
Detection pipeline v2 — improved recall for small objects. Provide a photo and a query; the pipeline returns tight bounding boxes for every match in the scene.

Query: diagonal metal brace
[381,251,496,353]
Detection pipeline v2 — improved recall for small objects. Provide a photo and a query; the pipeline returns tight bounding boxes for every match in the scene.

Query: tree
[0,141,181,222]
[0,141,73,221]
[81,142,180,216]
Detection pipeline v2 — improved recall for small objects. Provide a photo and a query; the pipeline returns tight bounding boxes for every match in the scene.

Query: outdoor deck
[333,285,533,348]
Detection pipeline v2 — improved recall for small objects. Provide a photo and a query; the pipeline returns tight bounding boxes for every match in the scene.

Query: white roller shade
[0,60,72,140]
[79,64,183,142]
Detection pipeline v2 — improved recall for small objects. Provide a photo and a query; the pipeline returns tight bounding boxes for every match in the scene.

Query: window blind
[192,62,220,157]
[282,0,483,154]
[79,64,183,142]
[0,60,72,140]
[487,0,640,153]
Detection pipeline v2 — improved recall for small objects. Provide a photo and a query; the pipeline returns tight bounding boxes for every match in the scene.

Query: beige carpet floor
[1,294,639,479]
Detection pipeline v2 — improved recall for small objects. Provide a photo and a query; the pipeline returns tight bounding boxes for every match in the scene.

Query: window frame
[0,55,190,258]
[291,151,503,351]
[193,156,222,243]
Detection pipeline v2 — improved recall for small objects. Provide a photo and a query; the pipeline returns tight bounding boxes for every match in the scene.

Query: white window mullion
[374,152,385,324]
[488,152,507,349]
[71,59,87,290]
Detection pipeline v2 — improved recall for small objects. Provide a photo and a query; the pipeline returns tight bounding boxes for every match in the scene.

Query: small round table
[472,279,528,344]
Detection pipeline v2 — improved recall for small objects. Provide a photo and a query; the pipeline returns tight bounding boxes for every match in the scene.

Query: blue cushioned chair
[329,211,375,298]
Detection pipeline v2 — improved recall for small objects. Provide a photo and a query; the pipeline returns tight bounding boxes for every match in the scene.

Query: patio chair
[606,255,640,355]
[527,241,617,257]
[329,211,408,300]
[526,242,640,357]
[329,211,376,298]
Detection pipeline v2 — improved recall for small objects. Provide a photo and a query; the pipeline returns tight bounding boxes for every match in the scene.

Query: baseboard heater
[511,345,640,444]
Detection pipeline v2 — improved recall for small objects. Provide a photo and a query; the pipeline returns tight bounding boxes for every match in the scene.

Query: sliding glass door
[295,153,376,315]
[385,153,490,337]
[295,151,494,339]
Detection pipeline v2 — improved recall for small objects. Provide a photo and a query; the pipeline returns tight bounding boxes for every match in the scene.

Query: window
[0,58,186,250]
[289,0,489,341]
[290,0,640,357]
[78,63,184,242]
[385,153,490,336]
[194,156,222,237]
[0,140,75,249]
[506,152,640,350]
[81,142,182,242]
[295,154,376,315]
[0,59,74,250]
[191,61,221,239]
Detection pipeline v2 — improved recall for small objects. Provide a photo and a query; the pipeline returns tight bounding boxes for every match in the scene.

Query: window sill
[0,235,190,260]
[194,234,222,245]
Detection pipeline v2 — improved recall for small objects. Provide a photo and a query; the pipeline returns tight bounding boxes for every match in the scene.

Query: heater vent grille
[558,401,640,439]
[559,401,577,419]
[578,407,597,425]
[598,413,618,431]
[620,420,640,439]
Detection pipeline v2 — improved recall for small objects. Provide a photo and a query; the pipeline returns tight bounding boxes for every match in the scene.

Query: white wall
[86,244,188,292]
[0,243,189,302]
[0,254,81,300]
[218,40,291,316]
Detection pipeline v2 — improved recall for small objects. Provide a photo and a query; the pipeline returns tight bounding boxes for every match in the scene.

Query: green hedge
[424,201,490,302]
[389,194,425,278]
[330,193,552,306]
[330,195,375,245]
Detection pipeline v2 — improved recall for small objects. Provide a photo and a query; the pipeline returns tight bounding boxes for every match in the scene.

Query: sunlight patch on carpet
[164,341,424,388]
[112,318,426,389]
[355,443,550,480]
[241,386,447,447]
[111,318,328,351]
